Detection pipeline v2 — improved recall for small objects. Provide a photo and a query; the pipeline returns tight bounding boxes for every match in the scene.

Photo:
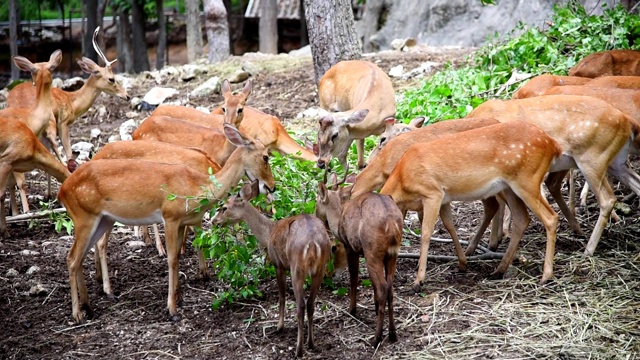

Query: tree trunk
[203,0,230,63]
[84,0,99,61]
[361,0,383,53]
[156,0,167,69]
[131,0,150,72]
[186,0,204,62]
[299,0,308,47]
[259,0,278,53]
[9,0,19,80]
[116,9,135,73]
[302,0,362,84]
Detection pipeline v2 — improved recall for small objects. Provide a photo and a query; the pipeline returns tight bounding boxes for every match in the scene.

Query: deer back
[569,49,640,78]
[512,74,591,99]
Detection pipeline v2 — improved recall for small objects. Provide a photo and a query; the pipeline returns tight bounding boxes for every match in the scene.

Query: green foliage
[397,2,640,123]
[42,201,74,235]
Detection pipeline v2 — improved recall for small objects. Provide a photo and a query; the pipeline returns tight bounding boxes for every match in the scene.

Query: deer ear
[223,123,252,148]
[346,109,369,125]
[317,183,328,202]
[339,185,353,202]
[12,56,36,73]
[242,79,253,98]
[77,57,100,75]
[409,116,426,128]
[384,116,396,128]
[221,79,231,95]
[319,116,334,131]
[239,181,254,201]
[250,179,260,198]
[48,49,63,70]
[328,172,338,190]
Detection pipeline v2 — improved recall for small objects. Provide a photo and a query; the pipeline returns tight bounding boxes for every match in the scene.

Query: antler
[92,27,117,67]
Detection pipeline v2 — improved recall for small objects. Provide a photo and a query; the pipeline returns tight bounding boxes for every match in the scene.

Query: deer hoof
[106,294,119,303]
[67,159,78,172]
[81,303,96,320]
[488,271,504,280]
[169,313,182,322]
[411,282,423,294]
[389,331,398,343]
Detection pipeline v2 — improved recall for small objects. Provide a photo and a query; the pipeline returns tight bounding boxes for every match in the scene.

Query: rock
[97,106,107,118]
[142,86,179,106]
[126,240,146,249]
[61,77,85,91]
[241,61,263,76]
[20,250,40,256]
[180,64,207,81]
[390,38,417,51]
[288,45,312,57]
[119,119,138,141]
[389,65,404,78]
[403,61,441,79]
[72,141,94,161]
[90,128,102,139]
[27,240,37,247]
[159,66,180,82]
[108,134,121,143]
[6,268,19,277]
[26,266,40,276]
[130,97,142,109]
[296,107,329,119]
[52,78,64,88]
[195,106,211,114]
[190,76,221,98]
[29,283,48,297]
[125,111,139,119]
[227,71,250,83]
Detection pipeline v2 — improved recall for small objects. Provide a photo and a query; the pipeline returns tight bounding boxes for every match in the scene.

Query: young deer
[380,122,562,291]
[367,116,426,163]
[467,94,640,256]
[316,60,396,172]
[213,181,331,358]
[569,49,640,78]
[315,175,403,349]
[59,124,275,323]
[90,140,223,296]
[8,27,129,172]
[0,118,71,238]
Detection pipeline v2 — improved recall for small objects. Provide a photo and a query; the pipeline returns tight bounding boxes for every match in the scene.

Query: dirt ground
[1,47,639,360]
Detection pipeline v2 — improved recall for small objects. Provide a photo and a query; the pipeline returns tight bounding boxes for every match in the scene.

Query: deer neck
[324,193,343,239]
[238,203,275,249]
[29,71,54,135]
[69,75,101,119]
[205,148,246,200]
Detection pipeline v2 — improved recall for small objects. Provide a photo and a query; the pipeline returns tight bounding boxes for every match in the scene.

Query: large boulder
[360,0,619,50]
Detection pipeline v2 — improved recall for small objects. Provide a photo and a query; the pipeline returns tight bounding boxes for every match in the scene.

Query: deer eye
[108,78,115,84]
[237,108,243,114]
[331,133,338,141]
[263,155,269,163]
[222,107,226,113]
[221,206,227,212]
[379,137,386,145]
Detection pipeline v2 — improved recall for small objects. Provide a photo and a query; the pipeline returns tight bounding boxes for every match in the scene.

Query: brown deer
[315,174,402,349]
[587,75,640,89]
[380,122,561,291]
[0,118,71,238]
[569,49,640,78]
[467,95,640,256]
[367,116,426,163]
[512,74,591,99]
[90,140,223,297]
[59,124,275,323]
[212,181,331,358]
[315,60,396,173]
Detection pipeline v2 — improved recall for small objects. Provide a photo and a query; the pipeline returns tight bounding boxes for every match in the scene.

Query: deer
[367,116,426,163]
[587,75,640,89]
[378,122,561,291]
[58,123,275,323]
[90,140,223,297]
[7,27,130,173]
[212,181,331,358]
[0,118,71,238]
[151,79,317,162]
[512,74,591,99]
[314,173,402,349]
[467,94,640,256]
[569,49,640,78]
[315,60,396,174]
[1,50,63,217]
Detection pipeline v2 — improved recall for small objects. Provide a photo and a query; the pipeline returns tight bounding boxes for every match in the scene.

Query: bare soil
[1,47,639,360]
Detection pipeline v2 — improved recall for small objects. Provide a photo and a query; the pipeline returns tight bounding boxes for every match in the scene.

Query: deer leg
[439,203,467,271]
[346,248,360,316]
[95,227,118,302]
[275,265,287,332]
[0,167,12,238]
[581,164,616,256]
[7,173,23,215]
[545,170,584,236]
[413,196,443,293]
[164,222,183,321]
[291,269,306,358]
[385,253,398,343]
[356,138,366,170]
[364,249,387,348]
[307,267,323,351]
[466,197,500,256]
[491,189,530,280]
[12,172,30,214]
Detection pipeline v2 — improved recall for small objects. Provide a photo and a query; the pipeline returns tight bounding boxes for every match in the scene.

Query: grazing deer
[8,27,129,173]
[59,124,275,323]
[367,116,426,163]
[1,50,62,217]
[315,174,402,348]
[467,95,640,256]
[569,49,640,78]
[90,140,223,297]
[0,118,71,238]
[315,60,396,173]
[380,122,561,291]
[512,74,591,99]
[213,181,331,358]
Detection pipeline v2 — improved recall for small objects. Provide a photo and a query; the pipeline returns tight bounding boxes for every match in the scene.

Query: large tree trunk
[299,0,308,47]
[203,0,230,63]
[361,0,384,53]
[116,9,135,73]
[156,0,167,68]
[9,0,19,80]
[186,0,204,62]
[83,0,98,61]
[302,0,362,84]
[259,0,278,53]
[131,0,150,72]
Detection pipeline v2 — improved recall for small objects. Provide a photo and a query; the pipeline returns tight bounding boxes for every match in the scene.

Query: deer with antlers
[59,124,275,323]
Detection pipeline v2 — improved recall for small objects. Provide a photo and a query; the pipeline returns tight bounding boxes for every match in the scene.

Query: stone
[119,119,138,141]
[90,128,102,139]
[26,266,40,276]
[142,86,179,106]
[190,77,221,98]
[6,268,19,277]
[20,250,40,256]
[227,71,250,83]
[29,284,47,297]
[126,241,146,249]
[389,65,404,78]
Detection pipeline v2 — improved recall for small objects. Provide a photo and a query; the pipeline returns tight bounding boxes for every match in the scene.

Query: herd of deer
[2,32,640,355]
